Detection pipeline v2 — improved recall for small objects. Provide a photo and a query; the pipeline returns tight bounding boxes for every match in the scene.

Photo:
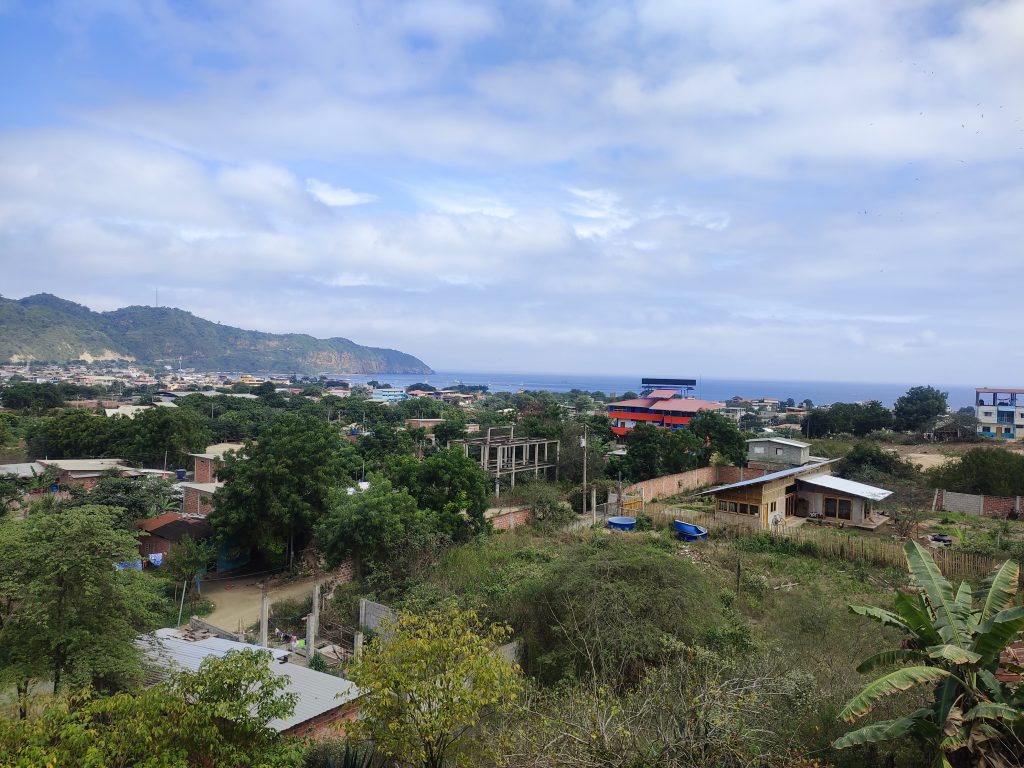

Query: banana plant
[834,540,1024,768]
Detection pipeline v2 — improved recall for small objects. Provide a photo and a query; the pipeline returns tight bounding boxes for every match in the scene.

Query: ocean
[336,371,977,410]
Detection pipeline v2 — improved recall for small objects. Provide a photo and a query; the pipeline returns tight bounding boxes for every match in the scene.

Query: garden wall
[934,489,1021,518]
[624,465,768,502]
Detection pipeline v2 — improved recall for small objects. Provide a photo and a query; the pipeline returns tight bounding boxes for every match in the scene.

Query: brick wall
[936,488,1021,518]
[183,486,215,516]
[621,465,771,502]
[281,701,359,738]
[193,456,218,483]
[489,507,532,530]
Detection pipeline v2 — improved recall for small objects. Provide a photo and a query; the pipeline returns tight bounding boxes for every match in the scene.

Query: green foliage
[893,385,949,433]
[517,537,722,686]
[211,414,360,562]
[65,472,179,529]
[928,447,1024,497]
[612,423,704,482]
[317,476,435,576]
[838,442,921,485]
[0,505,166,693]
[0,292,431,373]
[165,534,217,584]
[802,400,895,438]
[348,607,521,768]
[408,448,490,533]
[688,410,748,466]
[835,541,1024,766]
[25,406,209,468]
[0,649,301,767]
[510,482,573,531]
[303,741,379,768]
[0,381,66,411]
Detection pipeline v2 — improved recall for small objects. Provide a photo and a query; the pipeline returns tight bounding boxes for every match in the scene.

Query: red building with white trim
[607,379,722,438]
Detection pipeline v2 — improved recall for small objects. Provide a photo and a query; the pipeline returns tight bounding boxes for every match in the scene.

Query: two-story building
[975,388,1024,440]
[607,378,722,438]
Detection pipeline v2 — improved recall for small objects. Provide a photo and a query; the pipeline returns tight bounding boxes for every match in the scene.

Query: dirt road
[201,575,320,634]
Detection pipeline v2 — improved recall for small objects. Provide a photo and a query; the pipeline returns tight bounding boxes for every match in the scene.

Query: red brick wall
[138,534,172,557]
[936,488,1021,518]
[183,486,215,516]
[194,456,218,483]
[490,508,532,530]
[983,494,1019,517]
[282,701,359,738]
[622,465,770,502]
[714,466,769,485]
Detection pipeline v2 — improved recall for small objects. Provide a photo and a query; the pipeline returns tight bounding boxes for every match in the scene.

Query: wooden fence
[657,508,1005,585]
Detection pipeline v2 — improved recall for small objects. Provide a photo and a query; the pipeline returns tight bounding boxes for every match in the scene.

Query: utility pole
[581,422,591,522]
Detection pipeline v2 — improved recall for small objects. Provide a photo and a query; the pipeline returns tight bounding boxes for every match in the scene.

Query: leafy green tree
[348,607,521,768]
[317,477,432,574]
[118,406,210,468]
[0,381,65,412]
[894,385,949,432]
[25,408,116,459]
[406,448,490,534]
[689,410,747,465]
[0,505,165,695]
[838,442,920,485]
[65,472,179,529]
[0,649,300,767]
[928,448,1024,497]
[0,474,22,517]
[166,534,218,586]
[433,417,468,448]
[211,414,360,565]
[835,541,1024,767]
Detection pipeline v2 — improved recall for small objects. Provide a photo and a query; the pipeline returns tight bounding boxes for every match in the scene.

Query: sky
[0,1,1022,383]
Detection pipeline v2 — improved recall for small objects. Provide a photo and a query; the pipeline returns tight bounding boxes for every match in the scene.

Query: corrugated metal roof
[704,461,836,494]
[797,473,893,501]
[746,437,809,448]
[136,633,360,731]
[0,462,46,478]
[608,398,658,408]
[650,398,722,413]
[645,389,680,398]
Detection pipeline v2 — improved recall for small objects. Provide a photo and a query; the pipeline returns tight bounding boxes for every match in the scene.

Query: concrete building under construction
[452,427,559,497]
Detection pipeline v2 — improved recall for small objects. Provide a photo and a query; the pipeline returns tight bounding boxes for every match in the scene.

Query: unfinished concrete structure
[452,427,559,497]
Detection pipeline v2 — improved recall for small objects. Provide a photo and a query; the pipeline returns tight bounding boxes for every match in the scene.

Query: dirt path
[201,575,320,634]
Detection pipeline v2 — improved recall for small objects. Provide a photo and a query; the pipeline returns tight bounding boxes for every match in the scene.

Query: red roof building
[608,395,722,437]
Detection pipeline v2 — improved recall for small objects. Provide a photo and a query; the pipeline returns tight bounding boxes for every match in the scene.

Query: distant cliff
[0,294,434,375]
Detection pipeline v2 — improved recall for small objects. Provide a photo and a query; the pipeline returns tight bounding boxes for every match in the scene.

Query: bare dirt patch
[202,575,320,634]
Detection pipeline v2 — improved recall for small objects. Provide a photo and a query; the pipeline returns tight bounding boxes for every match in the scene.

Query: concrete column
[305,613,316,661]
[258,585,268,647]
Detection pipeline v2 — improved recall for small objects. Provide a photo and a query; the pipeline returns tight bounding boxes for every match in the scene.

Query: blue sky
[1,0,1022,383]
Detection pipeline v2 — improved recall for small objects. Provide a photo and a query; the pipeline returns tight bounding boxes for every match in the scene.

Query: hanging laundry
[148,552,164,566]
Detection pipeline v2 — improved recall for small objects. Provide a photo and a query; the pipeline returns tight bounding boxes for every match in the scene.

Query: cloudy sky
[1,1,1022,383]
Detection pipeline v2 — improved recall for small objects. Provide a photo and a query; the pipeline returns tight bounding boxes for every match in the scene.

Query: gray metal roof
[0,462,46,478]
[704,461,836,494]
[745,437,810,448]
[796,473,893,501]
[136,632,360,731]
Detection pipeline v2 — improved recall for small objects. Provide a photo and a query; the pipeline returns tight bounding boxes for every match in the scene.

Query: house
[975,388,1024,439]
[706,461,892,530]
[606,377,721,437]
[745,437,813,468]
[404,418,446,432]
[103,403,178,418]
[179,481,220,516]
[136,512,213,560]
[371,388,408,404]
[137,627,361,737]
[38,458,129,489]
[189,442,245,484]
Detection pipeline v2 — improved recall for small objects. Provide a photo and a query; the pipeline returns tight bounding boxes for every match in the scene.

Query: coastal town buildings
[975,388,1024,440]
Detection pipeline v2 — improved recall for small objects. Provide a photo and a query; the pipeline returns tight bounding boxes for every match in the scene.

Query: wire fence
[653,508,1006,585]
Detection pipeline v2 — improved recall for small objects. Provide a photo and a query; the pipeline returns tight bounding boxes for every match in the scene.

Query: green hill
[0,294,433,375]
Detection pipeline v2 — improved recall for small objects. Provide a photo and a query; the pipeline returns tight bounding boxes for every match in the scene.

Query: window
[718,500,727,511]
[739,503,748,514]
[824,497,853,520]
[770,501,777,512]
[984,411,993,417]
[753,446,765,454]
[728,502,738,513]
[775,447,783,455]
[749,504,759,515]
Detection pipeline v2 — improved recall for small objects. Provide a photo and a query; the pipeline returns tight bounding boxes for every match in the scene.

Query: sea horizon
[333,370,979,410]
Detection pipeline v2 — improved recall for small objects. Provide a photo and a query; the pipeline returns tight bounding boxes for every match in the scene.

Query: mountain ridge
[0,294,433,375]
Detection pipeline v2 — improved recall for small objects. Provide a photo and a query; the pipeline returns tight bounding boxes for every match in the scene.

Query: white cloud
[305,179,377,207]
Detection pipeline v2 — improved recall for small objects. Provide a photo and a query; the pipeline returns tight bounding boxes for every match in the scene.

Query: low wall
[935,489,1021,518]
[623,465,768,502]
[486,506,532,531]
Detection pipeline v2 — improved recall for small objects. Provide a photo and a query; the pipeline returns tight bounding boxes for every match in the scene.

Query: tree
[348,607,521,768]
[689,411,747,465]
[928,448,1024,497]
[0,649,299,767]
[0,505,165,697]
[0,382,65,412]
[894,385,948,432]
[65,472,179,529]
[316,477,432,575]
[166,534,218,586]
[406,448,490,534]
[834,541,1024,767]
[433,418,468,448]
[211,414,360,564]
